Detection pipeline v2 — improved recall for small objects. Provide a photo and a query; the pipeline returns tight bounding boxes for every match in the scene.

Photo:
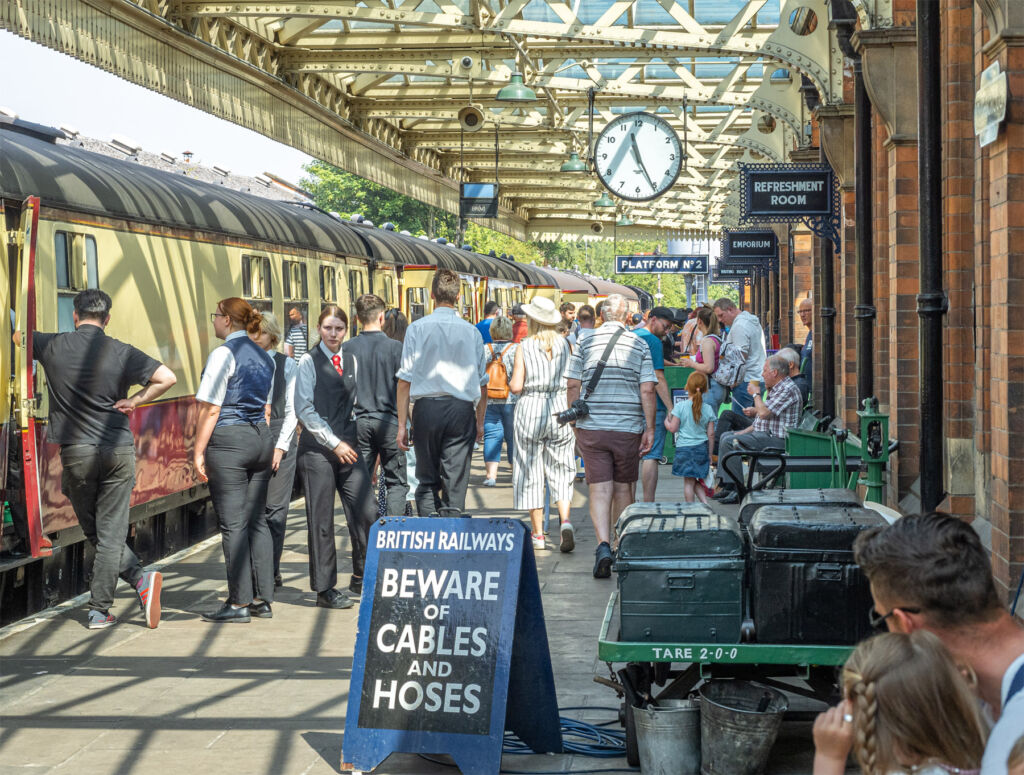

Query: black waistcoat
[299,346,358,452]
[270,351,288,421]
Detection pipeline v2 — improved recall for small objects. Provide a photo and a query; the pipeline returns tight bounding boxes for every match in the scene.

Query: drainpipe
[854,58,875,404]
[917,0,947,511]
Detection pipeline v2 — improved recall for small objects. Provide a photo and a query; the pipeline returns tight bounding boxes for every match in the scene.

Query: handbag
[712,340,745,388]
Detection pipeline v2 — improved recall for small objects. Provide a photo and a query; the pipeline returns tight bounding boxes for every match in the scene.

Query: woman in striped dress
[509,296,576,553]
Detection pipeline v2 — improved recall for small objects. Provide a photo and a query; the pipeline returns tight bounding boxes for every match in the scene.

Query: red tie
[331,354,343,377]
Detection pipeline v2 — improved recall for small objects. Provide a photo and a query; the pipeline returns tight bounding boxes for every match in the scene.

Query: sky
[0,31,314,184]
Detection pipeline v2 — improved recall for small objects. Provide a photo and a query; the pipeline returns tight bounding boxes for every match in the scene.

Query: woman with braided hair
[813,630,986,775]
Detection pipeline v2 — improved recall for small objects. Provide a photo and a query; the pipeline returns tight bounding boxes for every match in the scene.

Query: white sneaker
[559,522,575,553]
[531,533,546,551]
[483,478,496,487]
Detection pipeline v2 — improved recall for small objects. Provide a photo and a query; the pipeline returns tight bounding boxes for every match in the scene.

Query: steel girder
[0,0,848,236]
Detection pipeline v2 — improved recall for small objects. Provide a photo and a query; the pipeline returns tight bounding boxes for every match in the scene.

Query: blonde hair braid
[852,680,880,775]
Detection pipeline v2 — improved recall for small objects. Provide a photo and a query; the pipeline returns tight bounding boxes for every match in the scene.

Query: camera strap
[583,328,626,400]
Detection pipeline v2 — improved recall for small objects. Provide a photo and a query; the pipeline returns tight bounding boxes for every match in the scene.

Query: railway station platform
[0,461,844,775]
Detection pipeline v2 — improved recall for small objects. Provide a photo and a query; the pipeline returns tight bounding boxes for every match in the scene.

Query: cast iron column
[917,0,947,511]
[854,58,876,403]
[820,150,837,421]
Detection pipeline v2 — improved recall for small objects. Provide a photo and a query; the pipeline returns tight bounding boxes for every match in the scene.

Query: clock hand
[630,133,656,190]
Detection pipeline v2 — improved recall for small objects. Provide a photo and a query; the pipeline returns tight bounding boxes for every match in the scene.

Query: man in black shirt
[31,290,176,629]
[343,294,408,515]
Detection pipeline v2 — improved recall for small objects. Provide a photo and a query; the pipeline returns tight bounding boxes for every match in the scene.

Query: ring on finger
[843,714,854,723]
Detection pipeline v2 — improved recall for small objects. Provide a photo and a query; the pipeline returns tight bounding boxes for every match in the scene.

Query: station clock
[594,112,683,202]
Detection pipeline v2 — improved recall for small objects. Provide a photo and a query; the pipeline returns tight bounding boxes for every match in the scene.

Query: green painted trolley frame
[596,590,854,767]
[598,590,853,667]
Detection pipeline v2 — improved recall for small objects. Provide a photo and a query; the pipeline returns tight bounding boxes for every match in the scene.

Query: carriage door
[11,197,52,558]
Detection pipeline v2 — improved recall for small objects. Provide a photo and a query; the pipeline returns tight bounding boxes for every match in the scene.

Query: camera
[459,55,474,70]
[556,399,590,425]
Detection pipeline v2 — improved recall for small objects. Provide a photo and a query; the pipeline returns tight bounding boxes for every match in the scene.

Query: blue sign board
[342,518,561,774]
[723,229,778,261]
[615,254,709,274]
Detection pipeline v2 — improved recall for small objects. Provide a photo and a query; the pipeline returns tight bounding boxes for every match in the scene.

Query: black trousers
[356,415,408,517]
[713,410,753,457]
[412,397,476,517]
[60,444,144,613]
[264,419,299,579]
[205,424,274,606]
[297,443,375,591]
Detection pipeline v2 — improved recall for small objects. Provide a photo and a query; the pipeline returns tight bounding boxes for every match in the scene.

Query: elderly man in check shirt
[715,353,802,504]
[396,268,489,517]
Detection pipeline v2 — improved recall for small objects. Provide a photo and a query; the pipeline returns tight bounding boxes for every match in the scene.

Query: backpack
[486,343,511,400]
[712,341,745,388]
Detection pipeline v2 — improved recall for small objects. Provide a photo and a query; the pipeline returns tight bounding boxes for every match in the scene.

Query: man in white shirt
[396,269,489,516]
[713,297,766,413]
[851,513,1024,775]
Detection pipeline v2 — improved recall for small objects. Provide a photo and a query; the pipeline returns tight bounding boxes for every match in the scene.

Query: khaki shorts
[575,428,643,484]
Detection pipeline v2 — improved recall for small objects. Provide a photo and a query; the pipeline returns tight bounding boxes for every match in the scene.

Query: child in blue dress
[664,371,716,503]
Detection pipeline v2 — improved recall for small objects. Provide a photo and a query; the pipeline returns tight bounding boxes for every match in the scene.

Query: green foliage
[300,161,732,305]
[301,161,458,239]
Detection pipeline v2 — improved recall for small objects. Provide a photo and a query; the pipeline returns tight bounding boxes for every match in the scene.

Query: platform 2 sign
[342,518,562,775]
[741,164,834,220]
[615,254,708,274]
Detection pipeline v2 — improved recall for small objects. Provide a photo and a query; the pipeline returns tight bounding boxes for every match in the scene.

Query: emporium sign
[723,230,778,261]
[740,164,835,221]
[615,254,709,274]
[342,518,561,775]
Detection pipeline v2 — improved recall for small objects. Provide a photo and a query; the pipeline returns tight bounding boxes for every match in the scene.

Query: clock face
[594,112,683,202]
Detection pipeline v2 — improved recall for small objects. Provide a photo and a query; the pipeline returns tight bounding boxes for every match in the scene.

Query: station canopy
[2,0,845,239]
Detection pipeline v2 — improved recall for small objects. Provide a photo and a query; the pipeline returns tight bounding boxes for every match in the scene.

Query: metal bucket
[698,681,788,775]
[632,699,701,775]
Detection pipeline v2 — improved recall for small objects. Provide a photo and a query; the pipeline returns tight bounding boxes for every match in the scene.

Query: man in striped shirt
[565,294,656,578]
[284,306,308,361]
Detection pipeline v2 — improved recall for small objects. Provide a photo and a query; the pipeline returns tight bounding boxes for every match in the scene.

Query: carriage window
[55,232,99,332]
[348,269,366,334]
[380,275,394,306]
[320,266,337,302]
[241,255,273,313]
[460,281,473,320]
[283,261,308,300]
[407,287,426,322]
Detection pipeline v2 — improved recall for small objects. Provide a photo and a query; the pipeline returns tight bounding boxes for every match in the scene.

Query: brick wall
[983,38,1024,599]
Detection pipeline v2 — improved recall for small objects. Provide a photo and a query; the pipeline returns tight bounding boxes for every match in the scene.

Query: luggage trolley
[595,500,887,766]
[596,590,854,767]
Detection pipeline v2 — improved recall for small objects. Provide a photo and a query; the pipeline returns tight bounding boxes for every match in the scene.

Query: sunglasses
[868,604,922,629]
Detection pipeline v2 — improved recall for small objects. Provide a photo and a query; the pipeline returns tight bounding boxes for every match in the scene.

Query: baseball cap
[649,306,676,322]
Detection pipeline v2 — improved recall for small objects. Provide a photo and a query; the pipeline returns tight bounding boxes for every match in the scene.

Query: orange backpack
[486,343,511,400]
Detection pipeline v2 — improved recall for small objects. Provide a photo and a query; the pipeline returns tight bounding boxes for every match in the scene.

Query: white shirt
[196,330,274,406]
[397,306,488,403]
[727,310,767,384]
[274,355,298,452]
[980,651,1024,775]
[294,341,357,451]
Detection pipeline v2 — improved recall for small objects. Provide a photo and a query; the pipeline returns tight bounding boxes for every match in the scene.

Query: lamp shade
[616,214,633,226]
[593,192,616,208]
[496,72,537,102]
[560,152,588,172]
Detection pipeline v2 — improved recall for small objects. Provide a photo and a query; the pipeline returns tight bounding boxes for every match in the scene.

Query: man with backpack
[345,294,408,515]
[481,316,518,487]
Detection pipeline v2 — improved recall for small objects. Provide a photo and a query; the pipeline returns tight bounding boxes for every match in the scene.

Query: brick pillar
[940,0,976,520]
[886,139,921,502]
[973,5,992,525]
[777,226,792,344]
[873,117,891,423]
[983,36,1024,600]
[838,188,859,428]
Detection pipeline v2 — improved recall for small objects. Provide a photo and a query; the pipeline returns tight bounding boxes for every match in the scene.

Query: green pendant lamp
[496,72,537,103]
[560,151,588,173]
[593,192,616,208]
[616,214,633,226]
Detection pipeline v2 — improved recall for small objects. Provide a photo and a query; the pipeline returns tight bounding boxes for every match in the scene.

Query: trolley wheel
[621,700,640,767]
[659,456,668,465]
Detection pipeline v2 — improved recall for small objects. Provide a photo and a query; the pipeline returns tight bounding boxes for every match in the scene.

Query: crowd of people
[9,282,1024,773]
